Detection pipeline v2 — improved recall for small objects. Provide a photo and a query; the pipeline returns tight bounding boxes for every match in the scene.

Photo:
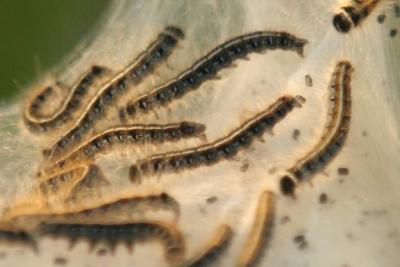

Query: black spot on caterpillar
[280,61,353,195]
[130,96,301,180]
[45,26,184,159]
[333,0,382,33]
[42,121,205,177]
[24,66,108,132]
[118,107,127,123]
[237,191,275,267]
[39,222,185,261]
[124,31,307,118]
[0,230,37,253]
[181,225,233,267]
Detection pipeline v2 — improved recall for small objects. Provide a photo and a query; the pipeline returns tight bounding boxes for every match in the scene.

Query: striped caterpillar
[24,66,109,132]
[0,192,181,255]
[39,221,185,261]
[40,121,205,178]
[280,61,353,196]
[129,96,301,181]
[124,31,307,119]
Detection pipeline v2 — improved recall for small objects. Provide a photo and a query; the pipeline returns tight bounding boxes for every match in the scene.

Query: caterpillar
[41,121,205,177]
[129,96,301,180]
[280,61,353,196]
[24,65,109,132]
[39,221,185,260]
[7,192,180,232]
[236,191,275,267]
[0,230,38,252]
[124,31,307,118]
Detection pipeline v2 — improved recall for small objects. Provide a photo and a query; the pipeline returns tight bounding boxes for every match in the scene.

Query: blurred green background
[0,0,109,102]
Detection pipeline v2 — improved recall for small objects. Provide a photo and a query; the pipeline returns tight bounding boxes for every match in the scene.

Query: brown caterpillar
[124,31,307,118]
[181,225,233,267]
[24,66,109,132]
[129,96,301,180]
[280,61,353,196]
[236,191,275,267]
[333,0,382,33]
[39,221,185,261]
[41,121,205,177]
[45,26,184,159]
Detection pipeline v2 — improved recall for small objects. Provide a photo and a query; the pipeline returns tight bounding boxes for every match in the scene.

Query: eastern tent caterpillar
[0,230,38,252]
[333,0,382,33]
[41,121,205,177]
[181,225,233,267]
[280,61,353,195]
[24,66,108,132]
[236,191,275,267]
[124,31,307,118]
[130,96,301,180]
[45,26,184,159]
[39,221,185,260]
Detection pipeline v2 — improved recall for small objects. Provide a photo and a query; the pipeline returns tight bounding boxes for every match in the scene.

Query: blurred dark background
[0,0,109,102]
